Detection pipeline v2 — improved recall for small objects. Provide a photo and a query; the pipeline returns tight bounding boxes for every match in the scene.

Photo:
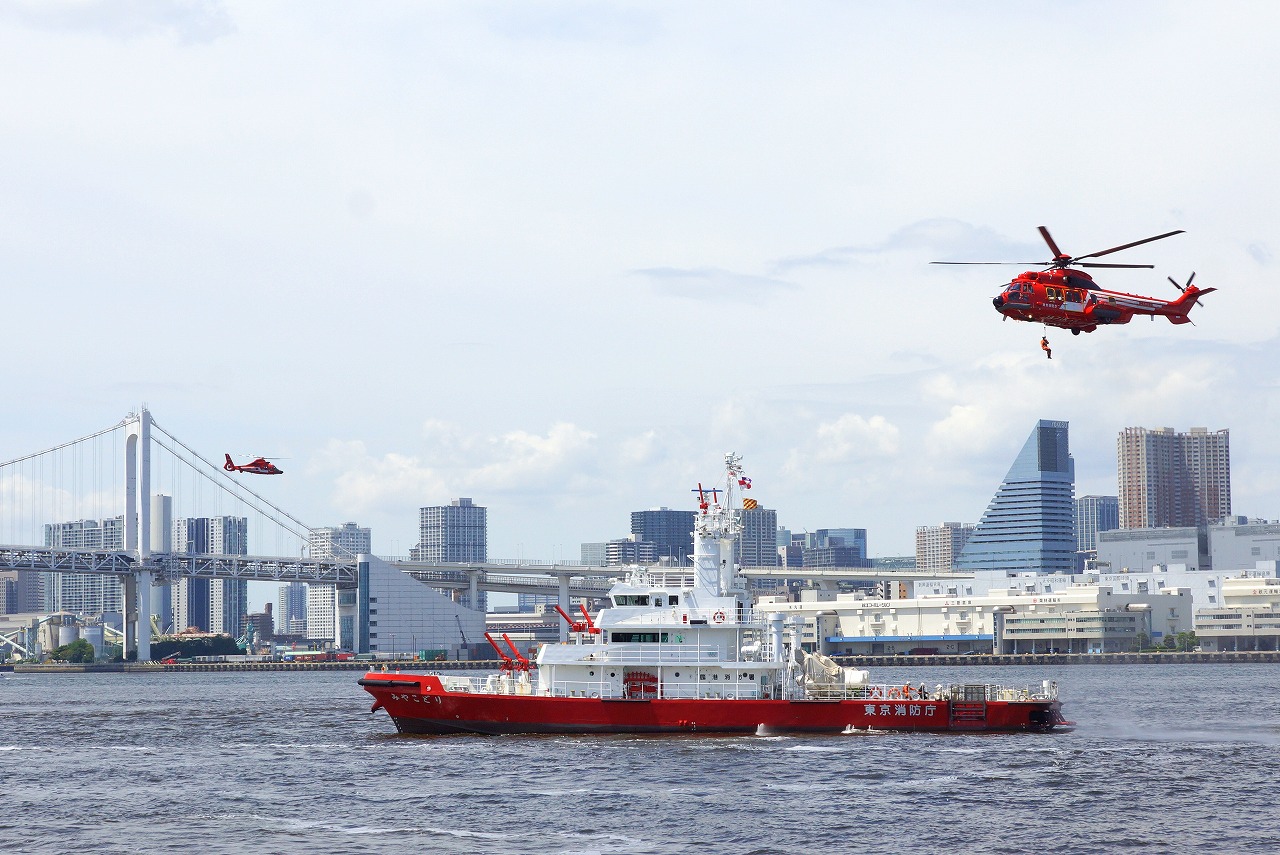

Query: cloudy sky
[2,1,1278,565]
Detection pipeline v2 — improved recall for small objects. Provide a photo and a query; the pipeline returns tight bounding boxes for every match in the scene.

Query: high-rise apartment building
[955,420,1076,575]
[42,517,125,614]
[172,516,249,634]
[301,523,369,640]
[1117,427,1231,529]
[309,522,371,560]
[630,508,696,564]
[278,582,308,634]
[306,584,337,642]
[410,498,486,563]
[410,499,487,610]
[915,522,975,573]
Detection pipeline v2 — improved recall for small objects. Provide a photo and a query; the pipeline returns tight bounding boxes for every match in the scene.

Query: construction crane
[454,614,468,645]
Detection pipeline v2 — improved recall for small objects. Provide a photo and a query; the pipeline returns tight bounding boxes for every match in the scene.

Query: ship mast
[691,452,751,597]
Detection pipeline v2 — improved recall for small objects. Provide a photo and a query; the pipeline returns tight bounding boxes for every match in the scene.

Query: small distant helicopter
[932,226,1216,335]
[224,454,283,475]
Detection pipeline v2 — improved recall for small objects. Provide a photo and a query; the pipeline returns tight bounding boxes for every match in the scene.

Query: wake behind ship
[359,454,1070,736]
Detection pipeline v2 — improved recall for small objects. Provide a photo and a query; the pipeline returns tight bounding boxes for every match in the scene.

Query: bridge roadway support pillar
[468,570,481,612]
[137,569,152,662]
[558,574,570,643]
[123,573,137,658]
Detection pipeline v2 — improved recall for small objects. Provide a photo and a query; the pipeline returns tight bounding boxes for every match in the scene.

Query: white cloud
[1,0,234,44]
[312,422,598,518]
[634,267,798,303]
[4,5,1280,560]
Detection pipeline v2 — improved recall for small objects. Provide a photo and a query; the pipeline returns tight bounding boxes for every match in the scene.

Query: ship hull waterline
[360,674,1070,736]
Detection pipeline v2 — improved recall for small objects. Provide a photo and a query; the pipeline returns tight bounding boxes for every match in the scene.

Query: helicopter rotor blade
[1037,226,1065,259]
[929,261,1041,266]
[1074,230,1184,261]
[1186,271,1196,288]
[1168,276,1185,292]
[1075,262,1154,269]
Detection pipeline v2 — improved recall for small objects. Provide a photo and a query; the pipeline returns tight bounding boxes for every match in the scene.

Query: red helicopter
[224,454,283,475]
[933,226,1216,335]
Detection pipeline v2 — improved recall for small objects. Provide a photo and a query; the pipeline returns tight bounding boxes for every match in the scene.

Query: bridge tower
[122,407,154,662]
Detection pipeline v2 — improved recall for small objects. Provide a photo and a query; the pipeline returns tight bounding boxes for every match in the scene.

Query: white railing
[596,643,723,664]
[546,678,766,701]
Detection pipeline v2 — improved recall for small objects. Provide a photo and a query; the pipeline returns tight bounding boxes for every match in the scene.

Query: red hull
[360,673,1068,736]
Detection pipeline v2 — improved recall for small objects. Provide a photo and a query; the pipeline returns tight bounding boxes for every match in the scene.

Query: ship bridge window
[614,595,650,606]
[611,632,669,643]
[653,597,664,607]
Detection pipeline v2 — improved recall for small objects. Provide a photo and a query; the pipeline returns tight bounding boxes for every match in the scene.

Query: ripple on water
[1,667,1276,854]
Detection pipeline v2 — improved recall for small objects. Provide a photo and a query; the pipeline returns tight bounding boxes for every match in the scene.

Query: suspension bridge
[0,407,360,661]
[0,407,624,661]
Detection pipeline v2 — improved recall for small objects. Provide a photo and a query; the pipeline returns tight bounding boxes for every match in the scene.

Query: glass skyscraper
[955,420,1076,575]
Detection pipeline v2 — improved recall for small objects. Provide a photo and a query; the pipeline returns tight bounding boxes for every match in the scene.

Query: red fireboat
[360,454,1070,736]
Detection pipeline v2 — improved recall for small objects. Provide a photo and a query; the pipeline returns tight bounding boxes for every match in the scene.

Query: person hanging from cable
[1040,335,1052,360]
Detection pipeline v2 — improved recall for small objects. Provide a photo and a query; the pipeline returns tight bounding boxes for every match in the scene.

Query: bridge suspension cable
[149,418,355,560]
[0,419,128,470]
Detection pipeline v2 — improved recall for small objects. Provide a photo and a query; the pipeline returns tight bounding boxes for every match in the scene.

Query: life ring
[712,611,726,624]
[888,687,900,700]
[869,687,881,699]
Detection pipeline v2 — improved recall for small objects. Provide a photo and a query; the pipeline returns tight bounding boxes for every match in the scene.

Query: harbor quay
[11,649,1280,674]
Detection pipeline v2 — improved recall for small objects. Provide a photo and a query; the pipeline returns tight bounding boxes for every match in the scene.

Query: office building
[604,537,657,565]
[1075,495,1119,552]
[915,522,975,573]
[739,507,781,567]
[1117,427,1231,529]
[335,556,485,656]
[309,522,371,560]
[580,542,608,566]
[630,508,696,564]
[955,419,1076,575]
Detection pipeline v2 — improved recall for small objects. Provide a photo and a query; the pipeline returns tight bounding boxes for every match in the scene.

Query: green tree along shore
[40,634,242,664]
[50,639,96,663]
[149,636,242,660]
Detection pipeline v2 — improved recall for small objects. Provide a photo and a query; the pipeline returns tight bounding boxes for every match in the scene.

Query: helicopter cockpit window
[1066,290,1083,303]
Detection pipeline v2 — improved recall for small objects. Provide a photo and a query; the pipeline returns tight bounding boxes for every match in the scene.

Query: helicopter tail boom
[1166,285,1217,323]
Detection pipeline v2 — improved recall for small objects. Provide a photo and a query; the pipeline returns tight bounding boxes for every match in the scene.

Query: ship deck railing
[808,682,1058,702]
[546,679,767,701]
[594,643,733,664]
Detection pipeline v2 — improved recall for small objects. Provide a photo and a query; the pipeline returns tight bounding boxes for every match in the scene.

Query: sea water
[1,663,1278,854]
